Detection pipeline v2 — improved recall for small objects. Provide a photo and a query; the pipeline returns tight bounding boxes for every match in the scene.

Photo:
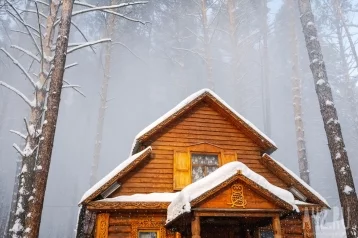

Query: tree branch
[63,80,86,97]
[70,21,96,54]
[64,62,78,70]
[10,130,27,139]
[12,143,24,157]
[62,84,80,89]
[112,42,145,63]
[0,48,37,88]
[10,45,40,62]
[0,81,35,107]
[70,1,149,25]
[67,39,111,54]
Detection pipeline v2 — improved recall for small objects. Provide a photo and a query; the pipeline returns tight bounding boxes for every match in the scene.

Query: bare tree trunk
[26,1,73,237]
[297,1,358,237]
[289,0,310,184]
[90,0,118,186]
[6,2,59,237]
[260,0,271,136]
[200,0,214,90]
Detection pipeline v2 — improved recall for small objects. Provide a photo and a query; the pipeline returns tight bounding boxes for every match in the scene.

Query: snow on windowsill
[79,147,152,204]
[166,161,298,224]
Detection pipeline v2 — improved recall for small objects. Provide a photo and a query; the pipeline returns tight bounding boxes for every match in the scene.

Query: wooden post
[272,215,282,238]
[302,213,314,238]
[95,213,109,238]
[191,216,201,238]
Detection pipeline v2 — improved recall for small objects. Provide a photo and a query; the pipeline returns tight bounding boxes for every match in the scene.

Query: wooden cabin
[79,89,329,238]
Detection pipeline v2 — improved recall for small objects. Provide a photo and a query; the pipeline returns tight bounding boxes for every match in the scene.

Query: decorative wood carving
[227,183,247,208]
[261,154,327,208]
[190,172,293,211]
[95,213,109,238]
[88,201,170,210]
[131,218,166,238]
[82,148,152,204]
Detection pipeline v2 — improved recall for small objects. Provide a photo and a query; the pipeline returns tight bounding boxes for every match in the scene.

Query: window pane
[261,230,274,238]
[139,231,157,238]
[192,154,218,182]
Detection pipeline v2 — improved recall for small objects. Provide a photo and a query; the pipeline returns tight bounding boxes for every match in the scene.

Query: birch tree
[0,1,147,237]
[297,1,358,237]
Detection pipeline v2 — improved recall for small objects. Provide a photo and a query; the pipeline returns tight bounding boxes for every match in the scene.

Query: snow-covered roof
[166,161,298,224]
[100,192,178,202]
[131,88,276,155]
[79,147,152,204]
[262,154,330,208]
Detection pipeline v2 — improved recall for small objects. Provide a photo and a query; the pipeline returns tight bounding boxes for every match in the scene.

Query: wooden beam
[302,213,314,238]
[95,213,109,238]
[272,215,282,238]
[191,216,201,238]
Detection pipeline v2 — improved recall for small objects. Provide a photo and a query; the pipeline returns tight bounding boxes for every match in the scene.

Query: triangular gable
[79,147,152,205]
[131,89,277,155]
[261,154,330,208]
[192,173,293,211]
[166,161,297,224]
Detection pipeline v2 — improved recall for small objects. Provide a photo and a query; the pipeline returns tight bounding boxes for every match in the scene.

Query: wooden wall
[281,214,304,238]
[111,102,287,197]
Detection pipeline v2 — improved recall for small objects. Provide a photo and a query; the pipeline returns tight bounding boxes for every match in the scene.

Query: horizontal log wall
[111,102,286,197]
[281,214,304,238]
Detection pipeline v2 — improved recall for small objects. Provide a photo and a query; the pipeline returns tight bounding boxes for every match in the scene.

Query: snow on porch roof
[166,161,298,224]
[79,147,152,205]
[130,88,277,155]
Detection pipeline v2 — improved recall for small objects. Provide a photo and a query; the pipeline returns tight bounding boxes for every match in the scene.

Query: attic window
[191,154,219,182]
[101,181,120,198]
[289,186,307,201]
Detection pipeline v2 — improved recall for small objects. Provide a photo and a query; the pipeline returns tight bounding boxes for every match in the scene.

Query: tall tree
[288,0,310,184]
[26,2,74,236]
[90,0,119,186]
[297,1,358,237]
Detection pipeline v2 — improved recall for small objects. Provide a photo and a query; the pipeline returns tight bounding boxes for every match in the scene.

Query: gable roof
[79,147,152,205]
[261,154,330,208]
[131,88,277,155]
[166,161,298,224]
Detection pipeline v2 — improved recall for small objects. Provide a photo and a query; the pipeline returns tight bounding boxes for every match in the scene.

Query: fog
[0,0,357,237]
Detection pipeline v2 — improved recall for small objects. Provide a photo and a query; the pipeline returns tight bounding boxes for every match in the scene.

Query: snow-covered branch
[62,84,80,89]
[65,62,78,70]
[70,1,149,25]
[9,130,27,139]
[67,39,111,54]
[63,80,86,97]
[13,143,24,156]
[172,47,208,64]
[5,0,41,54]
[0,81,35,107]
[0,48,37,88]
[19,9,47,19]
[10,45,40,63]
[70,21,96,54]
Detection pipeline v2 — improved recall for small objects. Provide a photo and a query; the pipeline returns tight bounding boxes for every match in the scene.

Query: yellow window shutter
[221,152,237,165]
[173,151,191,190]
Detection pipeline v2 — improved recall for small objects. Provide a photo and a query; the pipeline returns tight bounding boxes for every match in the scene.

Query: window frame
[191,152,220,182]
[138,229,160,238]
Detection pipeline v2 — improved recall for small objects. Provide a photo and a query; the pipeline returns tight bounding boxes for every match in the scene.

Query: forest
[0,0,357,237]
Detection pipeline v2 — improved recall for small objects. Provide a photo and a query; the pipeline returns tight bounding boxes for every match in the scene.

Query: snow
[101,193,178,202]
[21,165,27,173]
[316,79,325,85]
[343,185,353,195]
[316,219,347,238]
[131,89,275,155]
[307,21,314,27]
[326,100,334,106]
[335,136,342,142]
[166,161,297,223]
[336,152,342,159]
[79,146,152,204]
[10,218,24,233]
[264,154,330,208]
[340,167,346,174]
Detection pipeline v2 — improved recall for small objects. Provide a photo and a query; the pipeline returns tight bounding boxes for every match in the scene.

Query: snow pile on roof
[79,147,152,204]
[267,155,330,208]
[166,161,297,223]
[131,88,275,154]
[101,192,178,202]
